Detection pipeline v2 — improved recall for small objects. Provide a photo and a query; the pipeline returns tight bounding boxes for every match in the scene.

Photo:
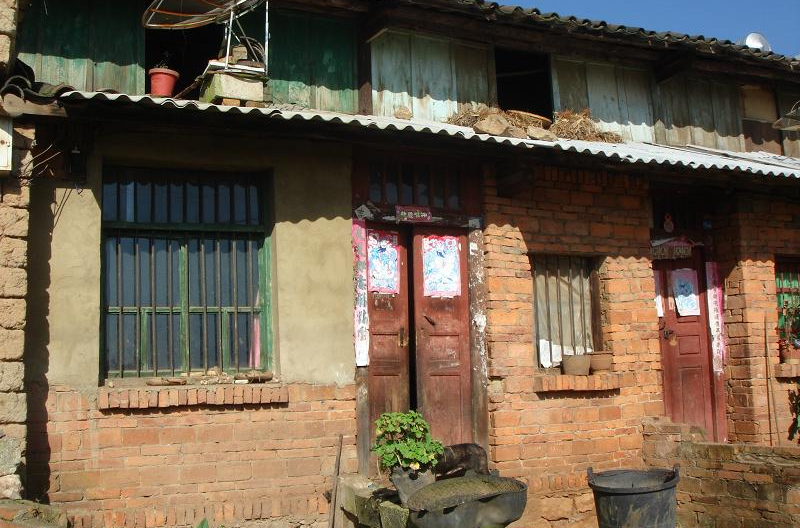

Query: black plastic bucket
[587,465,680,528]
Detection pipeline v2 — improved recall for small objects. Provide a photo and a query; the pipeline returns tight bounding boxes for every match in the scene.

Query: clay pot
[590,352,613,373]
[781,346,800,365]
[561,354,591,376]
[148,67,180,97]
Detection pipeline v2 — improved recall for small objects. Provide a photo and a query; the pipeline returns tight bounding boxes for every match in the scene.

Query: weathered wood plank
[551,57,588,112]
[711,82,744,152]
[17,0,144,94]
[269,12,312,108]
[658,75,692,146]
[453,43,490,112]
[311,16,357,113]
[586,62,623,136]
[619,67,655,143]
[410,35,456,122]
[777,90,800,157]
[687,78,716,148]
[371,31,413,118]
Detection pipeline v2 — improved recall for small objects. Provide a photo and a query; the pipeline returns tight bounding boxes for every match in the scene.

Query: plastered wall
[26,129,355,389]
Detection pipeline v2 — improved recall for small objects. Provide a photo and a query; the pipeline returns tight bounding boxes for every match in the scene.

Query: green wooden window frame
[101,166,271,378]
[776,257,800,342]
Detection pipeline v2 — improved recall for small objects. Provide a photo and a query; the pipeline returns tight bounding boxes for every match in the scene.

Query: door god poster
[367,230,400,294]
[672,268,701,317]
[422,235,461,297]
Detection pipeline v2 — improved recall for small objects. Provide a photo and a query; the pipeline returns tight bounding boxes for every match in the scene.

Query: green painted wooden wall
[268,11,357,113]
[17,0,145,94]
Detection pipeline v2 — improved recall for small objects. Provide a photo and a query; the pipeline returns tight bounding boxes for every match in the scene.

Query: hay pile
[549,109,623,143]
[447,105,551,130]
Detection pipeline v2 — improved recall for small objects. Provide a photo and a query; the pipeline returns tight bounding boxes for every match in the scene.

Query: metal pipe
[264,1,269,77]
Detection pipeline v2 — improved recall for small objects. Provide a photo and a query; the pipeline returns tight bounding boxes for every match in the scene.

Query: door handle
[398,327,407,348]
[423,314,436,326]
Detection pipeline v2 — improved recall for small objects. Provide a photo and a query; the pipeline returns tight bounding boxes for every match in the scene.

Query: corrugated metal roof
[408,0,800,72]
[59,91,800,179]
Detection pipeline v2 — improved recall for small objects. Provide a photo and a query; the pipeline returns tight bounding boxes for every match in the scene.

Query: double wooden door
[367,226,472,447]
[654,252,716,436]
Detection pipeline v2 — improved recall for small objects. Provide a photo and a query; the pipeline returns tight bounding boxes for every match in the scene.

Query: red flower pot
[148,68,180,97]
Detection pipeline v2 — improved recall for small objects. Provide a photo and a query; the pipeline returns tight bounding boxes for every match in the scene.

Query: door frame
[354,222,489,473]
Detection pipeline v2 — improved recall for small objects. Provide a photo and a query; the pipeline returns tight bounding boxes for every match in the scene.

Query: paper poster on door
[422,235,461,298]
[367,230,399,294]
[672,268,700,316]
[654,273,664,318]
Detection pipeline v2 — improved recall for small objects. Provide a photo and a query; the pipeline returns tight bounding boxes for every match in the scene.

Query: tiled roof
[59,91,800,179]
[407,0,799,71]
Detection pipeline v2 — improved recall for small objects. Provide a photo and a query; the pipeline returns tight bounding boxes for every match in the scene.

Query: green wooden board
[17,0,144,94]
[268,10,356,113]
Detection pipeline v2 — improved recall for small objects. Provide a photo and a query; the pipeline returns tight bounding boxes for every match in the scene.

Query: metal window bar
[776,261,800,336]
[102,170,266,378]
[534,255,594,368]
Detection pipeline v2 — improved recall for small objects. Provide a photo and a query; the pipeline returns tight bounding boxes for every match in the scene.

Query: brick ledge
[97,383,288,410]
[774,363,800,379]
[532,372,624,392]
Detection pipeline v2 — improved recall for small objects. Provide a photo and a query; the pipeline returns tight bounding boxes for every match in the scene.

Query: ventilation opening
[495,48,553,119]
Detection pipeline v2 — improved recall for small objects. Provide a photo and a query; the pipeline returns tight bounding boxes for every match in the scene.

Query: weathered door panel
[367,228,410,437]
[412,228,472,446]
[655,252,715,437]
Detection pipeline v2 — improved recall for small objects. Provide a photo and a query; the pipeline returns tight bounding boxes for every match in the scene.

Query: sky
[514,0,799,57]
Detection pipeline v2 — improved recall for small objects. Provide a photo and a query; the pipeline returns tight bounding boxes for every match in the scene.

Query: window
[495,48,553,118]
[776,257,800,341]
[368,160,464,211]
[532,255,598,368]
[102,167,270,377]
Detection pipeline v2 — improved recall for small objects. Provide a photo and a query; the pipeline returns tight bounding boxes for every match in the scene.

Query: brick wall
[0,122,35,498]
[482,166,663,528]
[643,417,800,528]
[26,383,357,528]
[713,193,800,445]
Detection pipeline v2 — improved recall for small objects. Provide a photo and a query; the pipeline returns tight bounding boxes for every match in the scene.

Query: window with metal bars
[101,166,270,377]
[776,257,800,342]
[532,255,598,369]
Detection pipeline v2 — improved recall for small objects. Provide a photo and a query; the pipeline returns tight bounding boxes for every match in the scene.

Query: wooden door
[654,252,715,436]
[367,228,410,438]
[412,228,473,446]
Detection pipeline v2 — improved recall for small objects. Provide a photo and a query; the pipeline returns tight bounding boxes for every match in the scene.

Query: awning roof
[59,91,800,180]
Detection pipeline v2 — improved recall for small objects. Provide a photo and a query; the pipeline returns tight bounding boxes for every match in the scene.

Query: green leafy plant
[372,411,444,472]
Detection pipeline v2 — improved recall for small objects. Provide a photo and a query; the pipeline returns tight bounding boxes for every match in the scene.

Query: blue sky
[515,1,799,57]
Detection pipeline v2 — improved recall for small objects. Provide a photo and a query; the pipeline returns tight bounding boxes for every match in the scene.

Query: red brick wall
[482,166,663,528]
[26,383,357,528]
[712,194,800,445]
[643,417,800,528]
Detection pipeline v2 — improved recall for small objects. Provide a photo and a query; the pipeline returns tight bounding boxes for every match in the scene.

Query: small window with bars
[101,167,270,377]
[776,257,800,344]
[532,255,598,368]
[368,160,462,211]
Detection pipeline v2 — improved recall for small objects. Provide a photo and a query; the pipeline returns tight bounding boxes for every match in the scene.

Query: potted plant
[372,410,444,505]
[148,52,180,97]
[779,301,800,365]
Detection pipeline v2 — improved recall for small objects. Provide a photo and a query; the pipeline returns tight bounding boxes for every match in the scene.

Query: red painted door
[367,227,410,438]
[654,251,715,436]
[412,228,473,446]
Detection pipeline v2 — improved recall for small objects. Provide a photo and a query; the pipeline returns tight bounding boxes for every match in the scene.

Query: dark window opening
[651,191,710,236]
[495,48,553,118]
[144,23,224,98]
[368,160,465,212]
[143,1,267,99]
